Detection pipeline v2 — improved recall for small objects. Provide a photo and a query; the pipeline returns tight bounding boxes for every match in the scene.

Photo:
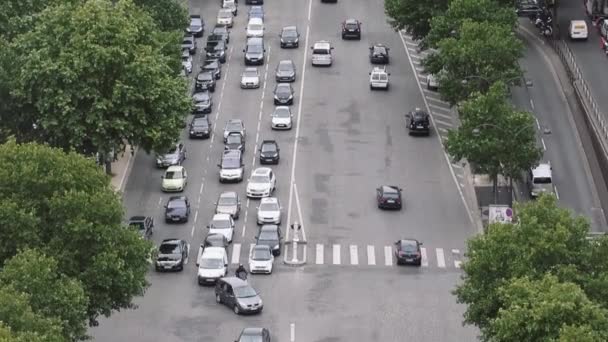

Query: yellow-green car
[162,166,188,192]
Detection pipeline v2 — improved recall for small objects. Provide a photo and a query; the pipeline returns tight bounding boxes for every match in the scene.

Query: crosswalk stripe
[384,246,393,266]
[333,244,341,265]
[433,117,453,127]
[350,245,359,265]
[452,249,462,268]
[428,103,450,113]
[231,243,241,264]
[436,248,446,268]
[315,244,324,265]
[420,247,429,267]
[367,245,376,265]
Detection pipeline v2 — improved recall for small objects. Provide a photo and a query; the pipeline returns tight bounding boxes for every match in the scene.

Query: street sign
[489,205,513,224]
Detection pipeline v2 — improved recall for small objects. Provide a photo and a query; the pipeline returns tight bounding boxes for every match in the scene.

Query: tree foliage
[3,0,190,158]
[426,0,517,48]
[0,250,89,341]
[490,275,608,342]
[384,0,448,41]
[0,141,152,326]
[133,0,188,33]
[454,195,608,339]
[445,82,541,186]
[424,20,523,105]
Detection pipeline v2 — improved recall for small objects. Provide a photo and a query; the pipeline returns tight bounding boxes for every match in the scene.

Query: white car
[246,17,264,38]
[161,165,187,192]
[181,50,192,74]
[246,167,276,198]
[257,197,281,225]
[569,20,588,40]
[197,247,228,285]
[207,214,235,242]
[249,245,274,274]
[311,40,333,66]
[222,0,238,16]
[427,73,439,91]
[240,67,260,88]
[271,106,293,130]
[369,66,390,90]
[217,8,234,27]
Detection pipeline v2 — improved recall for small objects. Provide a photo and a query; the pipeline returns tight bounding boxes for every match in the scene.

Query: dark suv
[215,277,263,315]
[128,216,154,239]
[259,140,280,164]
[341,19,362,39]
[195,71,216,92]
[202,59,222,80]
[206,41,227,63]
[405,108,431,136]
[155,239,189,272]
[189,115,211,139]
[394,239,422,266]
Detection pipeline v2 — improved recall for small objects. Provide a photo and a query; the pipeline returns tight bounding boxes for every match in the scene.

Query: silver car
[215,191,241,219]
[223,119,246,142]
[275,60,296,82]
[240,67,260,89]
[256,197,281,225]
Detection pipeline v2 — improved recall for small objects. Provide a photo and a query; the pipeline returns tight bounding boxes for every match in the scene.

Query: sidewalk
[110,145,137,192]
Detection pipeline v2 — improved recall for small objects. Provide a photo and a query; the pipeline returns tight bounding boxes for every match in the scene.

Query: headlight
[190,130,194,134]
[280,38,284,43]
[274,95,279,100]
[272,153,278,157]
[294,38,299,43]
[273,245,279,250]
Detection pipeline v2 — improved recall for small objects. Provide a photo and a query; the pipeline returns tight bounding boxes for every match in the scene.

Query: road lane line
[158,197,162,206]
[349,245,359,265]
[293,183,306,241]
[421,247,428,267]
[384,246,393,266]
[541,138,547,151]
[530,99,535,110]
[433,117,452,127]
[315,244,324,264]
[367,245,376,265]
[452,249,462,268]
[199,182,204,194]
[290,323,296,342]
[535,117,541,129]
[244,209,248,224]
[332,244,341,265]
[436,248,446,268]
[554,186,560,199]
[194,210,198,223]
[191,224,196,237]
[231,243,241,264]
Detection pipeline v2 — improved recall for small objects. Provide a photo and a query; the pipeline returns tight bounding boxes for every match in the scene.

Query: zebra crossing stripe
[333,244,341,265]
[420,247,428,267]
[384,246,393,266]
[436,248,446,268]
[452,249,461,268]
[367,245,376,265]
[231,243,241,264]
[315,244,324,265]
[350,245,359,265]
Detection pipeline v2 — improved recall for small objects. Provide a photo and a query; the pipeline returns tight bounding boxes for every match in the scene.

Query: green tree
[424,20,523,105]
[4,0,190,172]
[0,250,89,341]
[133,0,188,32]
[384,0,448,41]
[0,141,153,326]
[425,0,517,47]
[489,275,608,342]
[445,82,541,200]
[454,195,608,334]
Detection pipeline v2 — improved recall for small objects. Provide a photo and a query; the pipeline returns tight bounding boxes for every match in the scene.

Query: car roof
[282,26,297,31]
[313,41,331,49]
[161,238,183,244]
[129,215,146,221]
[260,224,279,232]
[202,247,226,257]
[212,213,232,220]
[242,327,264,335]
[410,108,428,116]
[570,20,587,25]
[247,37,264,44]
[248,17,264,25]
[219,191,237,198]
[532,163,552,177]
[166,165,183,172]
[253,167,272,175]
[260,197,279,204]
[380,185,399,193]
[223,150,241,158]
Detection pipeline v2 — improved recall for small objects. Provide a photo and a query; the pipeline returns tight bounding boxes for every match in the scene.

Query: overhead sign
[489,205,513,224]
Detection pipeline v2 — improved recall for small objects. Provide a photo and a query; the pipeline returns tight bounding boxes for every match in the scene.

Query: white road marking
[432,117,453,127]
[241,223,246,237]
[332,244,341,265]
[367,245,376,265]
[384,246,393,266]
[190,224,196,237]
[535,117,541,130]
[158,197,162,206]
[414,67,425,72]
[421,247,428,267]
[436,248,446,268]
[405,40,417,47]
[409,54,422,59]
[349,245,359,265]
[430,111,453,121]
[438,127,449,133]
[290,323,296,342]
[452,249,461,268]
[194,210,198,223]
[293,183,306,241]
[530,99,535,110]
[554,186,560,199]
[199,182,204,194]
[231,243,241,264]
[425,96,450,106]
[407,47,417,54]
[315,244,323,264]
[427,103,450,112]
[541,138,547,151]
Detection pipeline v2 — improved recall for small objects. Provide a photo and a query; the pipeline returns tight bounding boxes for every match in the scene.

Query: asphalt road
[89,0,478,341]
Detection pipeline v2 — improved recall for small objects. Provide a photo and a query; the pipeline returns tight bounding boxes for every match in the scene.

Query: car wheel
[210,86,216,93]
[216,294,222,303]
[234,305,240,314]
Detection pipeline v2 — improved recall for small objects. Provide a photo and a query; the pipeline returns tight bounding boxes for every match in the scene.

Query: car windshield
[249,24,263,31]
[219,10,232,18]
[164,171,182,179]
[182,56,190,62]
[194,93,210,101]
[259,202,279,211]
[239,334,263,342]
[191,19,202,26]
[129,222,145,231]
[227,135,242,144]
[258,231,277,241]
[374,47,386,54]
[199,73,213,81]
[273,108,290,118]
[399,241,418,252]
[159,243,180,254]
[533,177,552,184]
[227,122,242,131]
[201,258,224,269]
[276,86,290,95]
[182,39,192,45]
[261,144,276,153]
[243,70,258,77]
[193,120,208,128]
[222,157,240,169]
[282,30,298,37]
[250,175,268,183]
[252,248,271,260]
[345,23,358,29]
[167,200,185,209]
[218,195,237,205]
[211,218,231,229]
[248,45,263,53]
[234,285,258,298]
[313,48,329,55]
[278,63,292,71]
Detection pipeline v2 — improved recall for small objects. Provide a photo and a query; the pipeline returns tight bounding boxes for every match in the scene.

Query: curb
[114,146,138,193]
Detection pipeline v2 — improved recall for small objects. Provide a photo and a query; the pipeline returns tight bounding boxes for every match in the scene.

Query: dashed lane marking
[231,243,241,264]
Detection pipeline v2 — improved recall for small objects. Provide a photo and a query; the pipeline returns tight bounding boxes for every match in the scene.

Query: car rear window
[399,241,417,252]
[574,25,586,30]
[159,243,180,254]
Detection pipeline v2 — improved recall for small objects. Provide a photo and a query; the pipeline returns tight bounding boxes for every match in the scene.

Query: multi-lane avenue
[90,0,479,340]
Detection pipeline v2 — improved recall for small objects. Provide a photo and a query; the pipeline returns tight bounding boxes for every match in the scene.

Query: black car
[259,140,279,164]
[182,34,197,54]
[275,60,296,82]
[224,132,245,153]
[322,0,337,2]
[394,239,423,266]
[189,115,211,139]
[156,143,187,168]
[273,83,294,105]
[341,19,362,40]
[155,239,189,272]
[376,185,403,209]
[406,108,431,136]
[128,216,154,239]
[195,71,216,92]
[212,25,230,44]
[369,43,390,64]
[256,225,282,256]
[248,6,264,20]
[206,41,227,63]
[236,328,271,342]
[201,59,222,80]
[246,0,264,4]
[516,1,543,17]
[187,15,204,37]
[164,196,191,223]
[192,91,213,114]
[244,37,265,65]
[204,233,229,250]
[279,26,300,48]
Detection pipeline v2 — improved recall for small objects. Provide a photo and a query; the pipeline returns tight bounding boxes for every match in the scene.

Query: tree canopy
[133,0,188,33]
[384,0,448,41]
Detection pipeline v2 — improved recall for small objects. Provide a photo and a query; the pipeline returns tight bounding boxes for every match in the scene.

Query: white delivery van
[569,20,588,40]
[529,163,554,198]
[311,41,333,66]
[197,247,228,285]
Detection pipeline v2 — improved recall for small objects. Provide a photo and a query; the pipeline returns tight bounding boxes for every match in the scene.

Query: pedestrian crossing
[227,242,464,270]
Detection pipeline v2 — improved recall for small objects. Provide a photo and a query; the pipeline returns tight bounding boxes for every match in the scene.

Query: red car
[376,185,402,210]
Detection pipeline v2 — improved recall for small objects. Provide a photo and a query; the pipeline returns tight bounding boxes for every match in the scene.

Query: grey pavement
[89,0,478,341]
[109,144,136,192]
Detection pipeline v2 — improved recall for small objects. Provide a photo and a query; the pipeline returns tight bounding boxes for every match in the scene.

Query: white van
[247,17,264,38]
[311,41,333,66]
[529,163,554,198]
[197,247,228,285]
[569,20,588,40]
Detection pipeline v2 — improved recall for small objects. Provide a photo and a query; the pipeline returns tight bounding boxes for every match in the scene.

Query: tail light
[399,252,406,256]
